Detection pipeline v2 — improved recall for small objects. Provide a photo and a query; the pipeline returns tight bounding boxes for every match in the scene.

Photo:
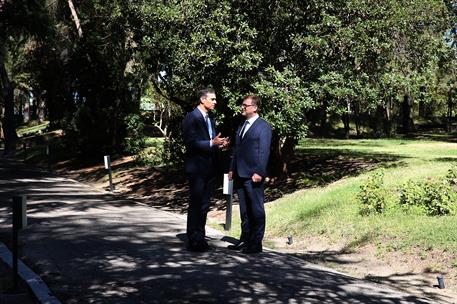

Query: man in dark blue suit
[228,95,272,254]
[182,88,229,252]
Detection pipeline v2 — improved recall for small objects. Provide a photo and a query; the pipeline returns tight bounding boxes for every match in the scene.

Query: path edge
[0,242,61,304]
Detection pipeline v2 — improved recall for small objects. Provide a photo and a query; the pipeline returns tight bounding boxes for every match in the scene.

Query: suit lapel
[242,118,260,140]
[194,108,210,139]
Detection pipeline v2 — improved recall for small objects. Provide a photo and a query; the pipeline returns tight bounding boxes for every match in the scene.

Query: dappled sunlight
[0,157,452,303]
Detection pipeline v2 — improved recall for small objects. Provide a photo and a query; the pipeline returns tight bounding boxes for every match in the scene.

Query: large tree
[0,0,50,155]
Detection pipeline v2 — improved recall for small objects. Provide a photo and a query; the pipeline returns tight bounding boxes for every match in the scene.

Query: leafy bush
[398,180,427,215]
[136,145,164,167]
[446,165,457,186]
[123,114,146,154]
[358,170,387,215]
[161,115,185,167]
[399,179,455,216]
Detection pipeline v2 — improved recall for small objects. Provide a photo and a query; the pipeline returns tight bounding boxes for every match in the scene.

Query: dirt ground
[52,155,457,301]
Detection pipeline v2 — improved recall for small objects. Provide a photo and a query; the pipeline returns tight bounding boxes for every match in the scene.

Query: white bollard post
[223,173,234,231]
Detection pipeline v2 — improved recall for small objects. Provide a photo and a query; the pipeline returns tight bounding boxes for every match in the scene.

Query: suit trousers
[236,177,266,246]
[187,173,215,244]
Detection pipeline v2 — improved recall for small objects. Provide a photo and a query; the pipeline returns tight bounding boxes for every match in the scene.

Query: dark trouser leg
[236,178,250,243]
[242,179,265,246]
[187,174,213,244]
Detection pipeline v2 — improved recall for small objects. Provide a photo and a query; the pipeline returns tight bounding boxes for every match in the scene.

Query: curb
[0,242,61,304]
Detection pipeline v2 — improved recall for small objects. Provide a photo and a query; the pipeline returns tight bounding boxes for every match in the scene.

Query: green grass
[144,137,164,147]
[17,121,50,137]
[228,137,457,252]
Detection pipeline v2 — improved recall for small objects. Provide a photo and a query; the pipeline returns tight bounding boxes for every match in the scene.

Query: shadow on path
[0,158,452,303]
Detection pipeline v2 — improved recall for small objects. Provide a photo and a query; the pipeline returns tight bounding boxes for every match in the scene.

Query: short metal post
[223,174,233,231]
[46,145,51,170]
[104,155,114,192]
[287,235,293,245]
[225,194,233,231]
[12,196,26,291]
[437,275,445,289]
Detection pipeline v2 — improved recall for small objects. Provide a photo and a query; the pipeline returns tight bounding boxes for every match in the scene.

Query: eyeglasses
[241,103,254,108]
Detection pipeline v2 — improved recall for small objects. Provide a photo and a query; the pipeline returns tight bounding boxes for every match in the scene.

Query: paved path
[0,158,454,303]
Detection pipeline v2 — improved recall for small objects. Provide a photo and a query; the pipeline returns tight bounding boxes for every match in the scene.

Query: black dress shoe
[188,241,212,252]
[227,241,246,250]
[241,244,262,254]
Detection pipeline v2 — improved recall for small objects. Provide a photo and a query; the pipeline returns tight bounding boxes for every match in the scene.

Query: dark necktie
[239,120,249,139]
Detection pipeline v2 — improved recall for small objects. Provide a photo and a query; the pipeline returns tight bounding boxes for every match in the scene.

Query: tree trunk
[342,114,350,139]
[318,100,329,136]
[341,100,350,139]
[38,95,46,122]
[447,93,453,132]
[67,0,83,38]
[401,94,414,133]
[0,120,3,140]
[0,63,18,155]
[353,103,361,137]
[23,92,30,123]
[269,134,297,180]
[383,98,393,137]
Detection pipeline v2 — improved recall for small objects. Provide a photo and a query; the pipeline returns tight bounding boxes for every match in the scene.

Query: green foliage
[359,168,457,217]
[399,179,455,216]
[358,170,387,215]
[123,114,146,154]
[446,165,457,185]
[136,145,164,167]
[398,180,428,215]
[251,67,315,140]
[4,0,457,162]
[162,115,185,167]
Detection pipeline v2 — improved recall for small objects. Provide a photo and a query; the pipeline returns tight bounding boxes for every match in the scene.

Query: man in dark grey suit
[228,95,272,254]
[182,88,228,252]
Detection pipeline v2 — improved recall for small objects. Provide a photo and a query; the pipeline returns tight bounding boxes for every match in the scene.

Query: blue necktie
[205,114,213,139]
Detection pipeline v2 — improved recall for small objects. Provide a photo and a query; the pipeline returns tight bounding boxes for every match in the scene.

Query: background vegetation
[1,0,457,176]
[2,1,457,280]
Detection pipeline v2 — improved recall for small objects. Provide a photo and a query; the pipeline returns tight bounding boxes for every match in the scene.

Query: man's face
[241,98,257,118]
[201,93,217,111]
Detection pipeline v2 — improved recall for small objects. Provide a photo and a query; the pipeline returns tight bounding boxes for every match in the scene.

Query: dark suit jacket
[231,117,272,178]
[182,108,217,175]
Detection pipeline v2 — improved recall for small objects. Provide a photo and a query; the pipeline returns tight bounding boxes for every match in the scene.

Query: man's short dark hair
[197,88,215,101]
[243,94,261,111]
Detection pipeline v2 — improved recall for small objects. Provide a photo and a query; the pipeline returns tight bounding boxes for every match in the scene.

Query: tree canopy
[1,0,456,175]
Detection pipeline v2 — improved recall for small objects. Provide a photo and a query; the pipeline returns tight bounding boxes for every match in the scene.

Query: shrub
[358,170,387,215]
[399,179,454,216]
[161,115,185,167]
[446,165,457,186]
[123,114,146,154]
[136,145,164,167]
[399,180,427,215]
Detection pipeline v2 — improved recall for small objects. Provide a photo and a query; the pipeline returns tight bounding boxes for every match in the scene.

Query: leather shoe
[188,241,212,252]
[241,245,262,254]
[227,241,246,250]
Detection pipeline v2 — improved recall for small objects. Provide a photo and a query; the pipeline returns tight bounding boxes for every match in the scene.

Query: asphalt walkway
[0,158,454,303]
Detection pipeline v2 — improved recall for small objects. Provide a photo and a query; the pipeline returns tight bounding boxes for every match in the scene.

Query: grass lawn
[227,136,457,253]
[17,121,50,137]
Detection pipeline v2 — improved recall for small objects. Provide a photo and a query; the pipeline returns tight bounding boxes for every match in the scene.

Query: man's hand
[220,137,230,150]
[252,173,262,183]
[212,133,230,149]
[212,133,225,146]
[228,171,233,181]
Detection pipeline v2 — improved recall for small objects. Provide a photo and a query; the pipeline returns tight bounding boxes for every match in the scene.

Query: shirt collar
[246,114,259,125]
[197,107,208,118]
